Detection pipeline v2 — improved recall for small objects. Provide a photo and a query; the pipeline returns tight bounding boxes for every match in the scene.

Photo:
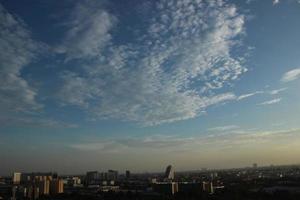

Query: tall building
[19,172,63,199]
[202,181,214,194]
[38,179,50,195]
[107,170,118,181]
[86,171,99,185]
[13,172,21,185]
[164,165,174,180]
[253,163,258,169]
[50,179,64,194]
[21,172,53,183]
[125,170,130,179]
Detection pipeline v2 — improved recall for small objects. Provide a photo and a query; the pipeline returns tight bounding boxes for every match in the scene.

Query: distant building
[38,179,50,195]
[202,181,214,194]
[86,171,100,185]
[50,179,64,194]
[20,172,53,183]
[13,172,21,185]
[72,177,81,186]
[178,182,202,194]
[253,163,258,169]
[107,170,118,181]
[151,178,157,184]
[99,185,119,192]
[18,172,63,199]
[153,182,178,195]
[125,170,131,179]
[164,165,174,180]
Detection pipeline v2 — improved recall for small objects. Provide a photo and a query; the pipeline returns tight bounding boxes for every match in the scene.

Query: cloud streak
[69,128,300,154]
[258,98,281,105]
[208,125,240,132]
[237,91,263,100]
[281,68,300,82]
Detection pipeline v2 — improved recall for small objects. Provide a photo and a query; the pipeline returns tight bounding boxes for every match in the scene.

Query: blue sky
[1,0,300,175]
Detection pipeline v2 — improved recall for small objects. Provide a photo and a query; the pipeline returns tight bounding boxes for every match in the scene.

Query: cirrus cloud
[57,0,247,126]
[281,68,300,82]
[0,4,43,114]
[258,98,281,106]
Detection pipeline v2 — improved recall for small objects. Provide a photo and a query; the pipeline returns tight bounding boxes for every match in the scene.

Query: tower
[164,165,174,180]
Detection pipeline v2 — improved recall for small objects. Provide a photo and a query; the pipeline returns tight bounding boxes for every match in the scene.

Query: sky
[1,0,300,175]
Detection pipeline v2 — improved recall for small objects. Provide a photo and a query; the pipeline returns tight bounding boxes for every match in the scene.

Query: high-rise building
[13,172,21,185]
[253,163,258,169]
[38,179,50,195]
[50,179,64,194]
[21,172,53,183]
[125,170,130,179]
[164,165,174,180]
[86,171,100,185]
[202,181,214,194]
[108,170,118,181]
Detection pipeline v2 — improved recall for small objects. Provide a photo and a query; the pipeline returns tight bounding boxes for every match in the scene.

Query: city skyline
[1,0,300,175]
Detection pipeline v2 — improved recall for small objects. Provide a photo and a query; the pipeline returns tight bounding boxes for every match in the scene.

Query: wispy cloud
[0,4,43,114]
[0,116,78,128]
[208,125,240,132]
[55,0,115,61]
[57,0,247,126]
[281,68,300,82]
[273,0,280,5]
[269,88,287,95]
[69,128,300,153]
[237,91,263,101]
[258,98,281,105]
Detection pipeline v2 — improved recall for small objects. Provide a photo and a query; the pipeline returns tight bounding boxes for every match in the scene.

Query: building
[253,163,258,169]
[125,170,130,179]
[202,181,214,194]
[13,172,21,185]
[50,179,64,194]
[38,179,50,195]
[20,172,53,183]
[86,171,100,185]
[107,170,118,181]
[71,177,81,186]
[153,182,178,195]
[178,182,202,194]
[164,165,174,180]
[99,185,120,192]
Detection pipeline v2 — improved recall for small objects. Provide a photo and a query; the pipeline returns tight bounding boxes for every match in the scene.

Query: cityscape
[1,0,300,200]
[2,164,300,199]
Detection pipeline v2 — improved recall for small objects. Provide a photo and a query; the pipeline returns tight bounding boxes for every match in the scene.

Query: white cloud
[236,88,286,102]
[0,4,42,114]
[258,98,281,105]
[246,0,256,4]
[69,128,300,153]
[55,0,116,61]
[237,91,263,100]
[281,68,300,82]
[0,116,77,128]
[273,0,280,5]
[269,88,287,95]
[208,125,240,132]
[70,135,192,152]
[57,0,247,126]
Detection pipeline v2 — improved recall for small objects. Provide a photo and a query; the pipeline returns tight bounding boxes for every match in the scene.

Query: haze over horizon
[1,0,300,176]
